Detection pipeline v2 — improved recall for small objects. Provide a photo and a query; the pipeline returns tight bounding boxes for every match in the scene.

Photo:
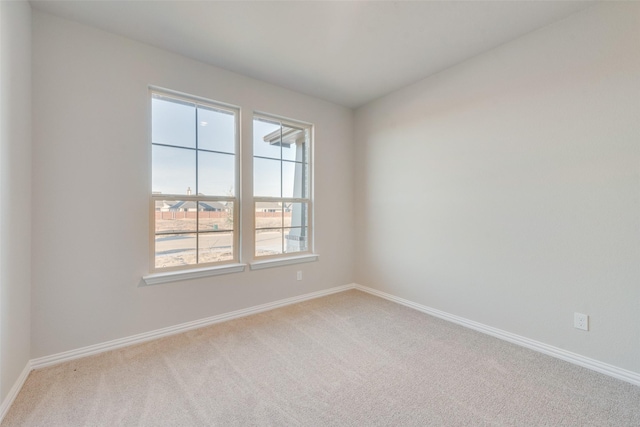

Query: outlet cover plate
[574,312,589,331]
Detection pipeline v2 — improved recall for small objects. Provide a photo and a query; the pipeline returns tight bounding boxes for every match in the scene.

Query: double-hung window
[253,115,312,258]
[150,90,239,272]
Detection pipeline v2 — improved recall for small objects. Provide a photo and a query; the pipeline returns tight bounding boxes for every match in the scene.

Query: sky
[152,95,307,198]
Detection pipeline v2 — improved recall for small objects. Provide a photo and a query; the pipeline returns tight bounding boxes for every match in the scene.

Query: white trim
[149,85,241,112]
[142,263,246,286]
[353,284,640,387]
[148,87,241,276]
[31,283,355,370]
[253,111,313,130]
[0,362,32,424]
[250,254,318,270]
[20,281,638,414]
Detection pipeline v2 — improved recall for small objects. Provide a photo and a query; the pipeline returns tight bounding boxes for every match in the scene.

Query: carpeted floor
[3,290,640,426]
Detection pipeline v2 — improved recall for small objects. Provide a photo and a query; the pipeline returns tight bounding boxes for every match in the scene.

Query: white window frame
[252,113,314,263]
[148,88,241,276]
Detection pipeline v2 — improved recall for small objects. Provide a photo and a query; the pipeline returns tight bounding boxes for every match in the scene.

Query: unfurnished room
[1,0,639,425]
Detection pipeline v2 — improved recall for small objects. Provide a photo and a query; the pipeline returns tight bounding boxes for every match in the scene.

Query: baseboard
[31,283,356,370]
[0,362,32,424]
[353,284,640,387]
[25,280,637,407]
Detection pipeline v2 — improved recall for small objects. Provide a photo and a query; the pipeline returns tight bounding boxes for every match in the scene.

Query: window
[151,90,238,272]
[253,115,312,258]
[146,89,315,280]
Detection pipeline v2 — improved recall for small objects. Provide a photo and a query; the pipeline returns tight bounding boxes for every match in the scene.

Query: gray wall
[31,11,354,358]
[354,3,640,373]
[13,0,640,384]
[0,0,32,401]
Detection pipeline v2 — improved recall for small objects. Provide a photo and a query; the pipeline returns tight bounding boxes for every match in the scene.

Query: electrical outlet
[296,271,302,281]
[574,313,589,331]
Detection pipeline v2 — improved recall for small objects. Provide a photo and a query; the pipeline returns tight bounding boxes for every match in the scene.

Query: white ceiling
[30,0,596,108]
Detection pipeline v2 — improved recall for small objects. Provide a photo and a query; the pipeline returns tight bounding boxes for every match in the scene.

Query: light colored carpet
[3,290,640,426]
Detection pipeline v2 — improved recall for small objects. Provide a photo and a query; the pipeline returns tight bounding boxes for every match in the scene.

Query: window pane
[152,91,241,271]
[253,118,282,159]
[256,229,283,257]
[152,145,195,196]
[281,125,307,162]
[155,233,197,268]
[198,151,234,196]
[254,157,281,197]
[199,202,233,232]
[155,201,198,234]
[283,203,307,228]
[198,106,235,154]
[199,231,234,264]
[284,227,308,253]
[282,161,307,198]
[255,202,282,229]
[152,96,195,149]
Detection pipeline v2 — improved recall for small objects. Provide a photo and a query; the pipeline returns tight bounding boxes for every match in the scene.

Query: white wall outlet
[574,312,589,331]
[296,271,302,281]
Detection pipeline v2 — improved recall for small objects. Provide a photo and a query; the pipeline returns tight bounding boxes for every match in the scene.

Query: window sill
[142,263,246,286]
[250,254,319,271]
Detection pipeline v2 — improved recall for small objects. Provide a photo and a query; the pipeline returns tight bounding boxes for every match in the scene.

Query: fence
[155,211,292,220]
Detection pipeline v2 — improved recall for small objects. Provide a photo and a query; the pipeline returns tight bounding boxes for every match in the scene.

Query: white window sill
[250,254,319,271]
[142,263,246,286]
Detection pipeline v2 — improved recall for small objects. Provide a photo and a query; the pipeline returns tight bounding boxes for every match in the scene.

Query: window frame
[252,113,314,261]
[149,88,241,274]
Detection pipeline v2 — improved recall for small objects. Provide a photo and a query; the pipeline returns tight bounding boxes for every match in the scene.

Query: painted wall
[31,11,354,358]
[354,3,640,373]
[0,0,32,401]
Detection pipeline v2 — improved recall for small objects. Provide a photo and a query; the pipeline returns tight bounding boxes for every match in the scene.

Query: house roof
[169,201,226,211]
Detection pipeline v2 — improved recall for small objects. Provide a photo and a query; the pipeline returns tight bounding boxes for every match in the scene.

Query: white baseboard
[31,283,356,370]
[0,362,32,424]
[19,280,638,422]
[354,284,640,387]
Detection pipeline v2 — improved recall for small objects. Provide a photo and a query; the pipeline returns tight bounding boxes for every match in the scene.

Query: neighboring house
[170,201,226,212]
[155,200,173,212]
[255,202,291,213]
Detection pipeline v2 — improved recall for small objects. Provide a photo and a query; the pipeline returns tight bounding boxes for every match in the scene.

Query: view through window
[151,91,238,270]
[253,116,311,257]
